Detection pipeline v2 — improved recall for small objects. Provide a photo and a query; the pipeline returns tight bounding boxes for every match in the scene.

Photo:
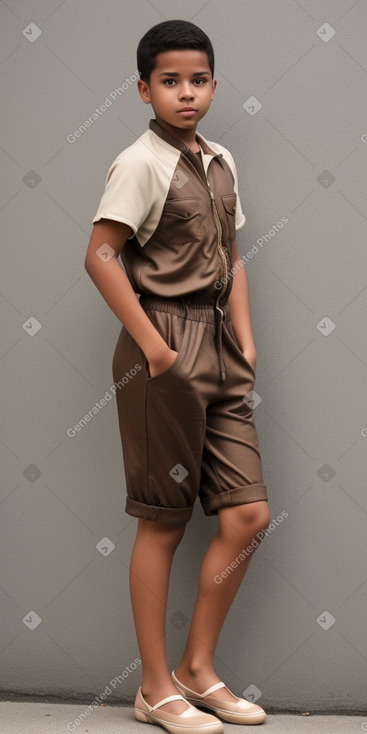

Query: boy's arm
[84,219,177,377]
[227,239,257,372]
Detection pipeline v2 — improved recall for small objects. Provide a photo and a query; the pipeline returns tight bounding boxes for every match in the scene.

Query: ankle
[142,675,178,695]
[177,660,213,676]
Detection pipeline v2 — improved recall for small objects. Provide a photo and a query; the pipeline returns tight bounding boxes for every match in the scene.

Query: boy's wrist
[145,339,169,361]
[243,347,257,360]
[243,349,257,371]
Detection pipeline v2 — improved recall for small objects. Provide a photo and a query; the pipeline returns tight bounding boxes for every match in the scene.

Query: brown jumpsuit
[93,119,268,524]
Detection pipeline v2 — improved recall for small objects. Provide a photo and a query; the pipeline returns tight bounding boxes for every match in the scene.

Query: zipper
[182,151,230,319]
[184,152,229,381]
[207,180,230,319]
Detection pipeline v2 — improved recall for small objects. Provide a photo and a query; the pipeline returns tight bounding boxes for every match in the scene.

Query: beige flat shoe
[134,686,224,733]
[171,669,266,725]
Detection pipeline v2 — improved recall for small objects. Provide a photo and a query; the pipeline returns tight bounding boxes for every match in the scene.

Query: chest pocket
[161,198,204,246]
[221,193,237,241]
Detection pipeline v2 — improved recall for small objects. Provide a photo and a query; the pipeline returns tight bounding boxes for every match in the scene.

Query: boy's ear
[137,79,151,104]
[210,78,217,101]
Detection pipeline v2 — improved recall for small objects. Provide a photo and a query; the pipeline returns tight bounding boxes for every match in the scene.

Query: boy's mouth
[177,107,197,115]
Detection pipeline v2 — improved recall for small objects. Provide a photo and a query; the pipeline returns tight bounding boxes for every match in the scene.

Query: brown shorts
[112,295,268,525]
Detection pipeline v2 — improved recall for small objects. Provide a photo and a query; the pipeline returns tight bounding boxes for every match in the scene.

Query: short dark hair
[137,20,214,83]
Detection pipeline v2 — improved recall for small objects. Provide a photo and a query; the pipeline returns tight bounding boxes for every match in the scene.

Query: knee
[246,501,272,535]
[219,501,271,542]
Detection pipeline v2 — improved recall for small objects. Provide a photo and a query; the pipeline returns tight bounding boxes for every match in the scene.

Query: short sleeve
[92,149,154,238]
[223,149,246,230]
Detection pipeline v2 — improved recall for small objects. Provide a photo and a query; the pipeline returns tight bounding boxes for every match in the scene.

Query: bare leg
[174,500,271,700]
[129,517,190,715]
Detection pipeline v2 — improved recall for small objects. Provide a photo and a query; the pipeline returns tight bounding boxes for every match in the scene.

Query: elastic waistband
[139,294,231,324]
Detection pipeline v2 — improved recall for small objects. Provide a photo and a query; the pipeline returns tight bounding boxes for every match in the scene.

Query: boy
[85,19,271,733]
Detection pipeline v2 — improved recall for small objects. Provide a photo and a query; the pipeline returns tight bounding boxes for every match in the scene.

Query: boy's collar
[149,118,222,159]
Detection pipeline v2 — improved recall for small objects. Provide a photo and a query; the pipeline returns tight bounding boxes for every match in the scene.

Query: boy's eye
[162,78,207,86]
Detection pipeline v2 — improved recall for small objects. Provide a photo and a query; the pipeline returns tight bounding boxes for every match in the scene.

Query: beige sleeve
[222,148,246,230]
[92,148,154,237]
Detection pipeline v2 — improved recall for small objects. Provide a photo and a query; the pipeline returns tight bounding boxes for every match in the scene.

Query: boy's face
[138,49,216,134]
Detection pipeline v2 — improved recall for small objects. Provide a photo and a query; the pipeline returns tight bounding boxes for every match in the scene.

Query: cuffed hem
[201,483,268,516]
[125,496,194,525]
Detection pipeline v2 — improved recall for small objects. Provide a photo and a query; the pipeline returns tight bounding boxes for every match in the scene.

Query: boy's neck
[153,116,201,153]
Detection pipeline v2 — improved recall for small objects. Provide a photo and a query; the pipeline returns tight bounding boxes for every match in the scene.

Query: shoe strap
[199,681,226,698]
[150,693,188,711]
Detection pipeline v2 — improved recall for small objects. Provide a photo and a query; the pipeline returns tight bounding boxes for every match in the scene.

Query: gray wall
[1,0,366,715]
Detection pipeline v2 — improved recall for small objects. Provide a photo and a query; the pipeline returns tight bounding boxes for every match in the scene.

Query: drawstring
[180,298,227,383]
[214,304,226,382]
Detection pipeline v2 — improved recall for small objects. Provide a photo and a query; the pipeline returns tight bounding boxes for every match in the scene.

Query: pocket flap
[221,193,237,216]
[164,198,202,219]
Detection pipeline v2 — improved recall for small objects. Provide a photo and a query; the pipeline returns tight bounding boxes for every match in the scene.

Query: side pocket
[145,315,189,383]
[226,320,256,379]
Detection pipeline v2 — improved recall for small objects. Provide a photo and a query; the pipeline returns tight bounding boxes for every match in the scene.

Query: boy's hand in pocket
[147,343,178,378]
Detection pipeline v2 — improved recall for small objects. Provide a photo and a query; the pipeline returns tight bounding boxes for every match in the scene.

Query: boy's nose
[179,84,194,99]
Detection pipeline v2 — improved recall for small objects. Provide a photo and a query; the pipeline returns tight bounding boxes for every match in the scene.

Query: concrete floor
[0,701,365,733]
